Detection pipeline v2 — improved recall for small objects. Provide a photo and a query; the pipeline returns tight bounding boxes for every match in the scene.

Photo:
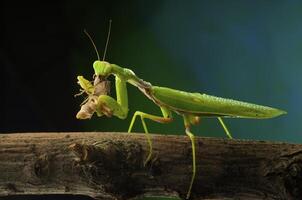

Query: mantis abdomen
[150,86,286,119]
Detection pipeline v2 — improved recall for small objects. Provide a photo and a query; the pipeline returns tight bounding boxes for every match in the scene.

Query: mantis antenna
[84,29,100,61]
[83,20,112,61]
[102,19,112,61]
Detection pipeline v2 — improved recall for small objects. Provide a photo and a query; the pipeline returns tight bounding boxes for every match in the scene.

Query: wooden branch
[0,132,302,200]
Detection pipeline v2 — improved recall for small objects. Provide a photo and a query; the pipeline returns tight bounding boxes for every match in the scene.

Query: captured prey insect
[75,23,287,199]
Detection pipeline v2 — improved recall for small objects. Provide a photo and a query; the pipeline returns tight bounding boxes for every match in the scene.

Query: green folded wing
[151,86,286,119]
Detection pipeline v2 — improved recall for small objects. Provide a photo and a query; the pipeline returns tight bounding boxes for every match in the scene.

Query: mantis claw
[99,104,113,117]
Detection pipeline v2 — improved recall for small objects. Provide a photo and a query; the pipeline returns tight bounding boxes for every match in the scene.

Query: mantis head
[93,60,112,77]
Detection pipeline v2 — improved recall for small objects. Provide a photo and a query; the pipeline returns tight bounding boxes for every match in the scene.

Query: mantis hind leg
[183,115,197,199]
[128,108,172,165]
[218,117,233,139]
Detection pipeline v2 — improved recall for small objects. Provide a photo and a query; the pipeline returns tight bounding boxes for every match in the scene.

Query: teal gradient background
[72,1,294,142]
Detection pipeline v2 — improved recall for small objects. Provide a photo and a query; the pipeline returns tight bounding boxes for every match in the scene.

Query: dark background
[2,1,298,143]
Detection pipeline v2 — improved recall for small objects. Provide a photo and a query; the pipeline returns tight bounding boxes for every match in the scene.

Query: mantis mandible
[75,22,287,199]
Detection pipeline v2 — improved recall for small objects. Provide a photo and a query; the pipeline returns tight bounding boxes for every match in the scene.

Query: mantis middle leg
[128,107,173,165]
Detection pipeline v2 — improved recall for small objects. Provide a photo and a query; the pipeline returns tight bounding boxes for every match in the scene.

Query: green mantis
[75,25,287,199]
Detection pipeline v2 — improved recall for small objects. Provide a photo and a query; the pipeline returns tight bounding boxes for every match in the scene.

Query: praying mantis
[75,22,287,199]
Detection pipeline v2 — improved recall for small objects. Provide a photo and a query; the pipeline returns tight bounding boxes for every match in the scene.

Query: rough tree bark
[0,132,301,200]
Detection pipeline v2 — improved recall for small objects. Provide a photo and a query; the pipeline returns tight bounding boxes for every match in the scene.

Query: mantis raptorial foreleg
[95,95,127,118]
[128,108,173,165]
[94,75,129,119]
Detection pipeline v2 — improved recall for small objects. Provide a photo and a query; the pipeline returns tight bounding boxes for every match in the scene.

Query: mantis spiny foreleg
[95,76,128,119]
[76,74,129,120]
